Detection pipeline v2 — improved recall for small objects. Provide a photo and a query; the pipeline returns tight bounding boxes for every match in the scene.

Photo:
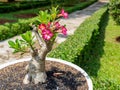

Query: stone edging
[0,57,93,90]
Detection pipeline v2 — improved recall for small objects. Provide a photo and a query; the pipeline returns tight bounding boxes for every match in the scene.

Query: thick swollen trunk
[23,25,54,84]
[23,47,49,84]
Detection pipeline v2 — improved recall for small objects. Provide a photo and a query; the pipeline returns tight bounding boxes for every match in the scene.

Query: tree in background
[109,0,120,25]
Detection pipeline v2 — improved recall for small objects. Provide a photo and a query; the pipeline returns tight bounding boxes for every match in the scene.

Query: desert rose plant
[8,7,68,84]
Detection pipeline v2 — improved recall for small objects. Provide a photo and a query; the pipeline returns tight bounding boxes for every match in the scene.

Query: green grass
[96,15,120,89]
[79,13,120,89]
[0,6,49,20]
[0,0,96,23]
[0,0,97,41]
[0,3,75,21]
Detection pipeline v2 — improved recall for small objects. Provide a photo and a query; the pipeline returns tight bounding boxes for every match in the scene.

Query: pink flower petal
[47,22,51,28]
[39,24,46,30]
[59,9,68,18]
[41,29,53,40]
[61,9,65,14]
[54,22,61,29]
[63,12,68,18]
[61,26,67,35]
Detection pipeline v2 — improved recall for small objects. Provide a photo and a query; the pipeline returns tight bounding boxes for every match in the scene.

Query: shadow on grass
[74,12,109,77]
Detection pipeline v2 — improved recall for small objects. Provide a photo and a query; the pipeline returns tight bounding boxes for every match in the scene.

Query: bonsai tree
[8,7,68,84]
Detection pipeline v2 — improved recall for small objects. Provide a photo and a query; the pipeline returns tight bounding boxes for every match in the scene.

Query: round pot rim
[0,57,93,90]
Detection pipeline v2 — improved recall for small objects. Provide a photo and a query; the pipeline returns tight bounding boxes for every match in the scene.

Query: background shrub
[49,6,108,62]
[0,18,36,41]
[109,0,120,25]
[0,26,10,40]
[65,0,97,14]
[0,1,50,13]
[0,0,97,41]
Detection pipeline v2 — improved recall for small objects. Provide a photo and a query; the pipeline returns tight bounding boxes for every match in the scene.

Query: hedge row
[65,0,98,13]
[0,18,37,41]
[0,0,97,41]
[0,1,50,13]
[109,0,120,25]
[0,0,97,13]
[48,6,108,62]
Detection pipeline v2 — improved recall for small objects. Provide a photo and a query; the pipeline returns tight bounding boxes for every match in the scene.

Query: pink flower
[39,24,46,30]
[61,9,68,18]
[55,25,67,35]
[42,29,53,40]
[61,26,67,35]
[58,9,68,18]
[47,22,51,28]
[54,22,61,29]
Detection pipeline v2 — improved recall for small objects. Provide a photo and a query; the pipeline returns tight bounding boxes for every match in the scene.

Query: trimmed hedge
[48,6,108,62]
[0,0,97,41]
[0,18,37,41]
[65,0,98,13]
[109,0,120,25]
[0,1,50,13]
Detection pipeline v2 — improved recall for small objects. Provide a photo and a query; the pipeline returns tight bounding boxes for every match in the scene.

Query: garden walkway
[0,0,109,65]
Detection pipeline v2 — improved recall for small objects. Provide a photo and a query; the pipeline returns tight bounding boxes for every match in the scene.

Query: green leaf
[13,50,19,53]
[8,40,15,48]
[21,31,31,43]
[15,39,20,48]
[38,10,51,24]
[21,31,35,47]
[21,34,26,41]
[19,39,26,44]
[50,6,59,20]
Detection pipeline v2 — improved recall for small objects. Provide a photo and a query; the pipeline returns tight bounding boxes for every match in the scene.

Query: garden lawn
[0,0,97,41]
[82,14,120,89]
[49,6,120,89]
[0,0,97,23]
[96,15,120,89]
[99,16,120,84]
[0,7,48,21]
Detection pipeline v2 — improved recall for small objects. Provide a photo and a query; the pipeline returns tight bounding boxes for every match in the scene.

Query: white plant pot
[0,57,93,90]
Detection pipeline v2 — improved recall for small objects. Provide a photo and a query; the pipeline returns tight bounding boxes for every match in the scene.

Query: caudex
[8,7,68,84]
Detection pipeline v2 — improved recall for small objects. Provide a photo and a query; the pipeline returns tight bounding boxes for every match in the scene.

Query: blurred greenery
[109,0,120,25]
[92,13,120,90]
[0,0,97,23]
[0,0,97,41]
[74,12,120,89]
[49,6,120,89]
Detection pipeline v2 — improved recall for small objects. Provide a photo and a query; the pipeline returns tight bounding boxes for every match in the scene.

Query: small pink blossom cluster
[58,9,68,18]
[38,9,68,41]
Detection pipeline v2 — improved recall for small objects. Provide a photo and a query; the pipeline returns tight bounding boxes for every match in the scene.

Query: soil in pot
[0,60,88,90]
